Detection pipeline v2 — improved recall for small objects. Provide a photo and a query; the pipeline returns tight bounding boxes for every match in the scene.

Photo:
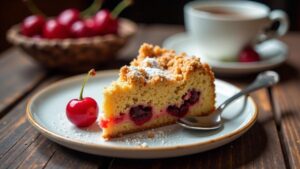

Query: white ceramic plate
[163,33,288,76]
[27,70,258,159]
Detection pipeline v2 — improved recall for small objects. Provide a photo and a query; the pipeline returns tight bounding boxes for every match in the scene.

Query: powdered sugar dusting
[144,67,172,79]
[141,57,160,68]
[127,66,142,77]
[127,57,173,81]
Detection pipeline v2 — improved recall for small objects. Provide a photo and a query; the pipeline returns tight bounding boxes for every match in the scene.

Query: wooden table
[0,25,299,169]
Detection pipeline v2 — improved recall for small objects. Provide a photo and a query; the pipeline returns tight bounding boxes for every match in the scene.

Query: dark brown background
[1,0,299,52]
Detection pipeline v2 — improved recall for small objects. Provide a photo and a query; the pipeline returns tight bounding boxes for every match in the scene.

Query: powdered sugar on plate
[111,125,183,147]
[47,111,183,148]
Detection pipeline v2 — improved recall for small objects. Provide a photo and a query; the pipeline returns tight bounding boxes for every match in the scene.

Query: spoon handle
[218,71,279,111]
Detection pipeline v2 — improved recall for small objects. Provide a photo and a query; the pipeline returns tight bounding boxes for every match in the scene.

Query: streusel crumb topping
[119,43,210,84]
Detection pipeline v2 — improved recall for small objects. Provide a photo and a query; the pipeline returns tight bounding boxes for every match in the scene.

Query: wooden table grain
[0,25,299,169]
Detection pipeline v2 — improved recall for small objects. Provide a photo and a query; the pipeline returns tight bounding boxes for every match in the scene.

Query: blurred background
[0,0,299,52]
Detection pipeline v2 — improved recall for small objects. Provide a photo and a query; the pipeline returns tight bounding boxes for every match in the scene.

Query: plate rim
[26,69,258,152]
[162,32,288,70]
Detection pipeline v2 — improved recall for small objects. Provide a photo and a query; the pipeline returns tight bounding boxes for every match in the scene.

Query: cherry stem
[81,0,103,17]
[79,69,96,100]
[23,0,46,17]
[111,0,133,18]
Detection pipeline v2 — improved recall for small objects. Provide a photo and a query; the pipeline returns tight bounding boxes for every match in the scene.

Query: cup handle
[257,10,289,43]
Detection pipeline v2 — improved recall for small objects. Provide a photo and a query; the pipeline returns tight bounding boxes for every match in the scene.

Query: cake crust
[119,43,214,85]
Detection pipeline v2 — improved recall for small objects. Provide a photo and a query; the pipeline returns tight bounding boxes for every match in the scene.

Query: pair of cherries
[21,0,132,39]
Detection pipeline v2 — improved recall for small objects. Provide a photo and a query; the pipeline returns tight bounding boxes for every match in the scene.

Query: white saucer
[27,70,257,159]
[163,33,288,76]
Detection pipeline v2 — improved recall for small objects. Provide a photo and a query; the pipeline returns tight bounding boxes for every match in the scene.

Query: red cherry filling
[112,113,125,123]
[167,89,201,118]
[167,103,189,118]
[100,119,109,128]
[102,89,201,127]
[129,105,153,125]
[186,90,201,105]
[180,103,189,114]
[99,113,126,129]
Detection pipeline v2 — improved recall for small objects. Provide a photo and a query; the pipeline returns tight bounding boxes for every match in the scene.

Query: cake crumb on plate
[147,130,155,138]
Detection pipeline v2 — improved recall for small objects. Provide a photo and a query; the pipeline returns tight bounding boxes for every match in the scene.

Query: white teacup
[184,1,289,61]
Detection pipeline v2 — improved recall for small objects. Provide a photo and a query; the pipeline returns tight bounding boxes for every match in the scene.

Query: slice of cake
[100,43,215,139]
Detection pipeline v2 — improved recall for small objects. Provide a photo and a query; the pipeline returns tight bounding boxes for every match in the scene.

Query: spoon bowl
[177,113,222,130]
[177,71,279,130]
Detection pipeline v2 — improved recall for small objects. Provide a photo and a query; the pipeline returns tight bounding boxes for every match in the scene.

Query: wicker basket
[7,18,137,73]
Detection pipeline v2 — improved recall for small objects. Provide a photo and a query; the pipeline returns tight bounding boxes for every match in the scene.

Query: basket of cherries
[7,0,136,73]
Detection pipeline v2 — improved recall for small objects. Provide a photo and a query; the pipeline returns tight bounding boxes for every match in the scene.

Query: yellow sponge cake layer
[101,43,215,139]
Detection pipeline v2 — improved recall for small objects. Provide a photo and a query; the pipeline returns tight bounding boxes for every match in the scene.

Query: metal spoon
[177,71,279,130]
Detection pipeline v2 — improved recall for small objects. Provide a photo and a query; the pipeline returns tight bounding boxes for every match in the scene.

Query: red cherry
[84,18,98,36]
[106,18,118,34]
[239,46,261,62]
[93,0,134,36]
[94,9,118,35]
[43,19,70,39]
[57,8,80,28]
[70,20,93,38]
[66,97,98,127]
[66,69,98,127]
[32,35,42,39]
[21,15,45,37]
